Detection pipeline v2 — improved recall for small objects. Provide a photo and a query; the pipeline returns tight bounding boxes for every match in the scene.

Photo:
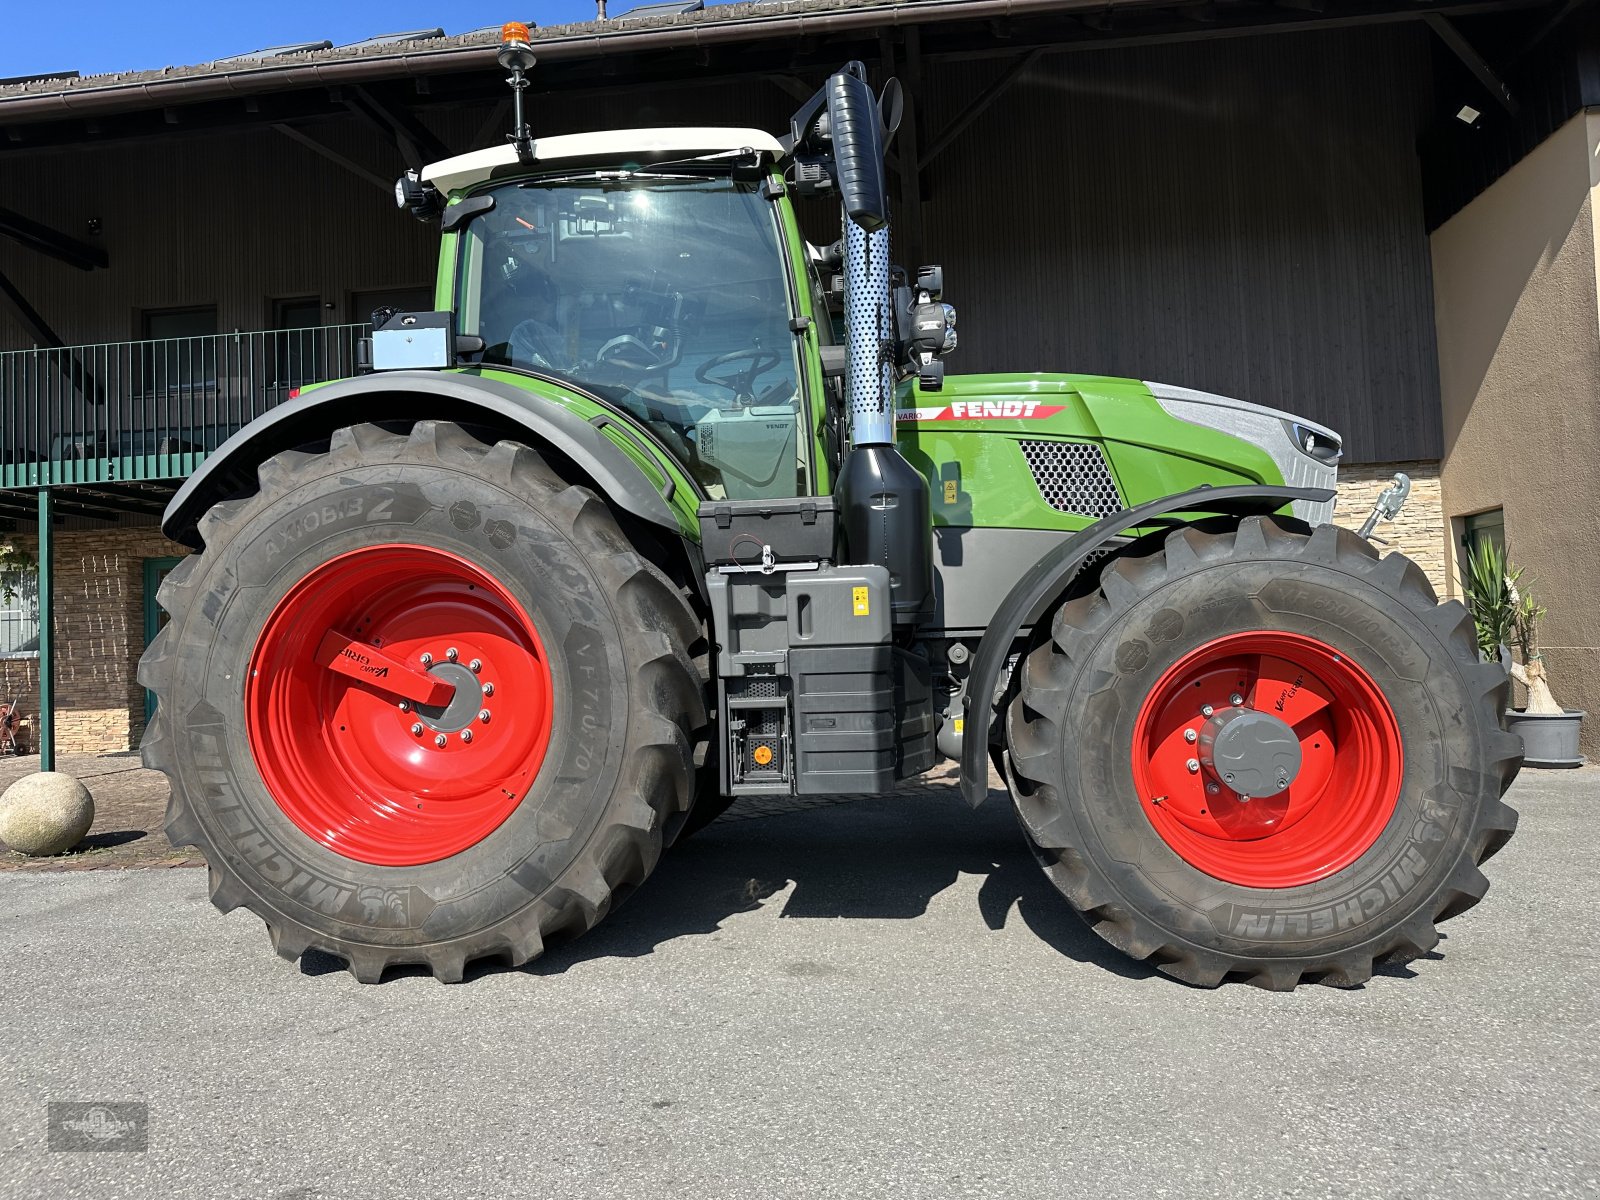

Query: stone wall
[1332,461,1448,598]
[0,529,190,754]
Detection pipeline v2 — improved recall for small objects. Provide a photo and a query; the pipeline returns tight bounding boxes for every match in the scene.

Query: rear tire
[138,421,706,982]
[1005,517,1520,990]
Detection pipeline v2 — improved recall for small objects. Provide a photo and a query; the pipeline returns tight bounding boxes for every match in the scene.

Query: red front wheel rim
[246,545,554,866]
[1130,631,1403,888]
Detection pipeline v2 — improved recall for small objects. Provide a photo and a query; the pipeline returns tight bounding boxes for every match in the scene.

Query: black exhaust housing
[834,445,933,626]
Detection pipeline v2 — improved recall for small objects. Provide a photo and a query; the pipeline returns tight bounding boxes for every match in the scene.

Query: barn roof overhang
[0,0,1569,152]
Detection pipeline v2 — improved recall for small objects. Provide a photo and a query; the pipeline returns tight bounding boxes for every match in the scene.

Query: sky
[0,1,726,80]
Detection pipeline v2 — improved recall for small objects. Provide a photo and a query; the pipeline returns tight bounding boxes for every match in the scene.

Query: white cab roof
[421,127,785,194]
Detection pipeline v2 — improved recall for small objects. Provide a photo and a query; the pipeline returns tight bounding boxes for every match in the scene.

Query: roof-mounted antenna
[497,22,538,164]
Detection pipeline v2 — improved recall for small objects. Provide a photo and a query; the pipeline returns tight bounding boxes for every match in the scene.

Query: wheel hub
[415,661,485,734]
[245,544,553,867]
[1130,630,1403,888]
[1199,708,1303,798]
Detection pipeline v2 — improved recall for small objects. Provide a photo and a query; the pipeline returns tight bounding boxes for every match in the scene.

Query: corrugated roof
[0,1,866,100]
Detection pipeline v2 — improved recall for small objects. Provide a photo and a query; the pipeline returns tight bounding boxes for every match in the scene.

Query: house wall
[0,527,190,754]
[1432,110,1600,756]
[914,27,1442,464]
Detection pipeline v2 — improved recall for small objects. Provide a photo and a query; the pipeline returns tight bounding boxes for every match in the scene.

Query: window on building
[272,296,324,388]
[140,305,219,395]
[0,568,39,659]
[1460,508,1505,560]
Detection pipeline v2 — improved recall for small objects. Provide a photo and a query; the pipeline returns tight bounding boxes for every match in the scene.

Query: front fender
[163,371,689,548]
[959,483,1334,806]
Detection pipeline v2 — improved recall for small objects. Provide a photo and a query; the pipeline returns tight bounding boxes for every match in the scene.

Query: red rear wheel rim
[1130,631,1402,888]
[246,545,554,866]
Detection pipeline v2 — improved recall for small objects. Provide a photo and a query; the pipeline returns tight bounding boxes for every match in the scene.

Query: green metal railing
[1,325,372,769]
[0,323,369,488]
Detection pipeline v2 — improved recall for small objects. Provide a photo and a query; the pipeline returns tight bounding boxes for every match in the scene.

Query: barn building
[1,0,1595,759]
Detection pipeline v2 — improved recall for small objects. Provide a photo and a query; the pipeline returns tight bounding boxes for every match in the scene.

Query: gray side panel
[932,526,1077,633]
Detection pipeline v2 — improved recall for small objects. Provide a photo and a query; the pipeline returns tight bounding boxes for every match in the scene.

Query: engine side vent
[1017,440,1122,518]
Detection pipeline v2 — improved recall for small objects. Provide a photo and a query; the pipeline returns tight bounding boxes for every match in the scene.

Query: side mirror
[825,71,889,232]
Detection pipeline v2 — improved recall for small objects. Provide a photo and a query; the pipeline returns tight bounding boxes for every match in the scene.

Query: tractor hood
[894,373,1343,527]
[1144,381,1342,525]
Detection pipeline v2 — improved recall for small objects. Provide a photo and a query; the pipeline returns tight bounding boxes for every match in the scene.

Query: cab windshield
[456,173,807,499]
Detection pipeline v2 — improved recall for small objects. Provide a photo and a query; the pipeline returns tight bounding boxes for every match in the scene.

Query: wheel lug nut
[469,659,482,673]
[482,683,494,697]
[398,701,411,713]
[1183,729,1197,744]
[1200,704,1214,718]
[478,709,491,723]
[1230,693,1244,706]
[1186,758,1200,773]
[411,723,424,736]
[420,652,433,666]
[434,734,447,748]
[1206,782,1220,795]
[446,647,458,662]
[461,730,473,744]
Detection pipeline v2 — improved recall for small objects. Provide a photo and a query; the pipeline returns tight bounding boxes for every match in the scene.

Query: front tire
[138,421,706,982]
[1005,517,1520,989]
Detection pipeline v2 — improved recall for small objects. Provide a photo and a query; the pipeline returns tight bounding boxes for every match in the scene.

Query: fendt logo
[897,400,1067,422]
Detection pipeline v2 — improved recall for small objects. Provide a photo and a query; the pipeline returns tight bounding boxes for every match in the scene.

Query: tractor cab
[412,130,812,500]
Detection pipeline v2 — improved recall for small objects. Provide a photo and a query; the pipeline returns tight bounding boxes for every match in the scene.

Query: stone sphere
[0,772,95,857]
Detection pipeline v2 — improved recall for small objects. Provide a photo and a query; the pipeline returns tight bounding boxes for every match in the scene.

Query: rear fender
[163,371,689,548]
[959,483,1334,806]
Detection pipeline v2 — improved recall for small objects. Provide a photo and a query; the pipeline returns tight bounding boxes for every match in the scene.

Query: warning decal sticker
[896,400,1067,422]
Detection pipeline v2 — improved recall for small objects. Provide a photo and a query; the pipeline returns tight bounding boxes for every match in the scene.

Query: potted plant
[1461,539,1586,767]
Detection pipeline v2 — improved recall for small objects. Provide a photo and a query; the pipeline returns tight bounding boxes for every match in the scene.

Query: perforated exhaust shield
[844,220,894,446]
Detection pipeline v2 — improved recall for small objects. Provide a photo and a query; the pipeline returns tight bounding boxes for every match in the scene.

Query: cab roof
[420,127,786,194]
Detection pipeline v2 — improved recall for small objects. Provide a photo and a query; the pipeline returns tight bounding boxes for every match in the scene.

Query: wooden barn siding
[912,26,1441,463]
[0,116,441,343]
[0,25,1439,462]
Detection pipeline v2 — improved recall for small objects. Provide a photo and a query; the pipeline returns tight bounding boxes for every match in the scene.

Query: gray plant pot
[1505,709,1587,769]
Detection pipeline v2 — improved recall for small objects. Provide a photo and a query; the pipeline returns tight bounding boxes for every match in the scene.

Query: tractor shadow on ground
[520,788,1159,983]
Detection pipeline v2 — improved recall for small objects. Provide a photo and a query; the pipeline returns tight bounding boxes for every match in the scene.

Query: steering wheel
[595,333,675,373]
[695,348,782,405]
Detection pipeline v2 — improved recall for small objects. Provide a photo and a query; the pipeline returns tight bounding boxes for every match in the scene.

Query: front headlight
[1286,420,1342,464]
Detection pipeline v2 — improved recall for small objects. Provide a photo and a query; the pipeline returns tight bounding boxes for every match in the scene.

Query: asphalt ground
[0,767,1596,1199]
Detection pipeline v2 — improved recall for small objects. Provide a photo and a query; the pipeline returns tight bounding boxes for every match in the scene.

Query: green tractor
[138,30,1519,989]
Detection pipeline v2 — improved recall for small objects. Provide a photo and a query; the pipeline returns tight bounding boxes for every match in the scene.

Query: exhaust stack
[824,69,932,626]
[781,63,933,624]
